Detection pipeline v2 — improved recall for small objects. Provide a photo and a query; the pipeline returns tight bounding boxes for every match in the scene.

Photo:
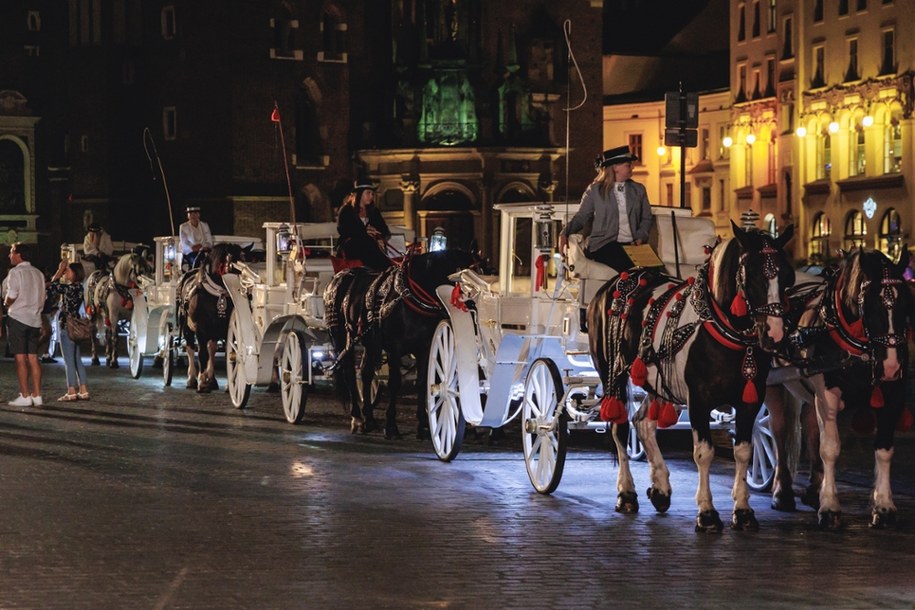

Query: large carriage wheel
[747,403,776,492]
[226,310,252,409]
[128,321,143,379]
[426,319,465,462]
[162,322,175,387]
[280,330,308,424]
[522,358,568,494]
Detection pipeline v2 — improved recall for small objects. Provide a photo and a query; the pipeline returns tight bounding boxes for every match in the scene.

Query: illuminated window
[628,134,643,164]
[879,208,903,260]
[161,5,176,40]
[849,126,865,176]
[884,114,902,173]
[816,131,831,180]
[844,210,867,250]
[162,106,177,141]
[27,10,41,31]
[809,212,831,261]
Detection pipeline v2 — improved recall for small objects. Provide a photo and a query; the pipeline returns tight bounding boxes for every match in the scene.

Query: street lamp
[722,136,733,148]
[745,133,757,145]
[429,226,447,252]
[795,126,807,137]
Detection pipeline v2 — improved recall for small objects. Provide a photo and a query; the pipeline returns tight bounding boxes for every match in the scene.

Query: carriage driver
[179,205,214,268]
[82,223,114,270]
[558,145,653,271]
[336,179,392,270]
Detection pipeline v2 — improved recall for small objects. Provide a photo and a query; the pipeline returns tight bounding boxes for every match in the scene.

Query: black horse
[323,248,477,439]
[587,222,795,532]
[176,243,246,392]
[768,248,912,529]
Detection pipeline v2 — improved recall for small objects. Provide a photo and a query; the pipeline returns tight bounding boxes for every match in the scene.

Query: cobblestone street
[2,356,915,609]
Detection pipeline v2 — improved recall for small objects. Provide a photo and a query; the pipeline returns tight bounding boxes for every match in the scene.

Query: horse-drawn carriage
[127,234,263,384]
[222,221,416,424]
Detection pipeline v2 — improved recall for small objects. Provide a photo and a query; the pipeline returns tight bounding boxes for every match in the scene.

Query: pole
[678,82,687,210]
[272,100,297,228]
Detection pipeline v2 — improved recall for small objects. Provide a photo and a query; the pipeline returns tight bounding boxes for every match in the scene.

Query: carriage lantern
[275,224,293,255]
[162,238,178,278]
[534,203,555,252]
[429,226,447,252]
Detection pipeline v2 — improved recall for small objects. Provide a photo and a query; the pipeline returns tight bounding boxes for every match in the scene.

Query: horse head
[206,243,245,277]
[114,250,153,288]
[719,221,796,349]
[837,248,911,382]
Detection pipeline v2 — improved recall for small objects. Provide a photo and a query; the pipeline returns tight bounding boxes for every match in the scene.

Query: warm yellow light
[745,133,757,145]
[656,145,667,156]
[795,126,807,137]
[862,115,874,127]
[722,136,733,148]
[828,121,839,133]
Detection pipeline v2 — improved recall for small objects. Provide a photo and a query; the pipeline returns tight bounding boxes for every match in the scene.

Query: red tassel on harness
[648,398,661,420]
[534,255,546,292]
[450,283,468,312]
[730,291,748,317]
[599,396,628,424]
[658,402,679,428]
[742,379,758,404]
[630,357,648,387]
[897,408,913,433]
[870,385,885,408]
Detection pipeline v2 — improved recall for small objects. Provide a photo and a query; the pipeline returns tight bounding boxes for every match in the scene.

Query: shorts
[7,317,41,355]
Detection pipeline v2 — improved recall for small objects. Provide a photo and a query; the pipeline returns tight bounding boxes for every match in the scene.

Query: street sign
[665,91,699,129]
[664,128,698,148]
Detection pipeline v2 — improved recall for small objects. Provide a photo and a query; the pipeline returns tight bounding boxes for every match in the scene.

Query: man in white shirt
[2,243,47,406]
[179,205,213,267]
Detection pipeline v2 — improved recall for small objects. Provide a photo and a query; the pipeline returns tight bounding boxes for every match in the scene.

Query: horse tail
[587,279,614,394]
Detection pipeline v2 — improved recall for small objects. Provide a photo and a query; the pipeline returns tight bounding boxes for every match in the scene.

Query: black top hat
[594,145,639,169]
[186,205,201,213]
[353,178,377,191]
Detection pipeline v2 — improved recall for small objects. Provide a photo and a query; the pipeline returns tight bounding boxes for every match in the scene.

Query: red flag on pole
[271,106,281,123]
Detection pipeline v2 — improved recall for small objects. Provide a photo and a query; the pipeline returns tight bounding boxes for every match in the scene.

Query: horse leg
[636,415,671,513]
[691,407,724,533]
[383,349,402,440]
[731,404,760,531]
[106,322,119,368]
[196,337,213,393]
[765,385,797,512]
[185,344,198,390]
[90,323,101,366]
[359,343,380,434]
[206,339,219,391]
[814,378,844,530]
[871,381,903,528]
[800,401,822,509]
[610,422,639,513]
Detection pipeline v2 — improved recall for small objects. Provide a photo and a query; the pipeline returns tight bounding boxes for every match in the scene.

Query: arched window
[879,207,903,261]
[809,212,831,262]
[849,124,865,176]
[884,112,902,173]
[843,210,867,250]
[816,130,831,180]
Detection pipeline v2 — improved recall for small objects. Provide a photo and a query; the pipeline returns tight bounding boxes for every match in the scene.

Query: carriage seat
[566,234,619,282]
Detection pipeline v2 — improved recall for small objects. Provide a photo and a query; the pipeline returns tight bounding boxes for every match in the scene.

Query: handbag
[65,315,93,341]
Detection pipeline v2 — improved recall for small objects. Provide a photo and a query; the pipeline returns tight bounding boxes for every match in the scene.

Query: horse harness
[366,255,445,326]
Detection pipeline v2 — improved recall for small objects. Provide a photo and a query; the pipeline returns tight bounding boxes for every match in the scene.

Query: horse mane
[709,237,741,306]
[838,249,865,312]
[205,243,244,276]
[406,249,476,289]
[113,253,137,285]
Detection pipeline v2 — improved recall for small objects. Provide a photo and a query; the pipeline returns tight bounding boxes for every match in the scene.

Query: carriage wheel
[280,331,308,424]
[522,358,568,494]
[128,322,143,379]
[747,403,776,492]
[162,322,175,387]
[626,379,647,461]
[226,310,251,409]
[426,320,465,462]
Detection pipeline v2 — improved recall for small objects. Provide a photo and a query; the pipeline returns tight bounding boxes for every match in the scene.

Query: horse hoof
[870,508,897,529]
[615,491,639,514]
[186,379,198,390]
[801,487,820,510]
[108,361,119,369]
[362,418,380,434]
[646,486,671,513]
[731,508,759,531]
[350,418,364,434]
[817,510,843,531]
[91,358,101,366]
[695,510,724,533]
[266,382,280,394]
[384,426,402,440]
[771,490,797,512]
[197,383,211,394]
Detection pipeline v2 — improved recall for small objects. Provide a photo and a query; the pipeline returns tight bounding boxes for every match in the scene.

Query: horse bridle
[735,244,788,318]
[827,266,907,356]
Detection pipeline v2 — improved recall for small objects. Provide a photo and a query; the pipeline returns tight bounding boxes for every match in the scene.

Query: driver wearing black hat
[336,179,392,270]
[82,223,114,270]
[558,145,652,271]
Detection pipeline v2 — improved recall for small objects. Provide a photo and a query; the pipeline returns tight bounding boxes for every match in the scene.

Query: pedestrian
[336,179,392,270]
[47,260,90,401]
[558,145,653,271]
[179,205,213,268]
[2,243,48,407]
[82,222,114,271]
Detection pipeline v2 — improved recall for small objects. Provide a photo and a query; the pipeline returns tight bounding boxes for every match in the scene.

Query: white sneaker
[8,394,33,407]
[31,395,43,407]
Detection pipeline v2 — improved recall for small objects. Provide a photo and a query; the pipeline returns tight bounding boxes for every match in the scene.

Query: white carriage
[222,222,415,424]
[426,202,789,493]
[127,234,263,384]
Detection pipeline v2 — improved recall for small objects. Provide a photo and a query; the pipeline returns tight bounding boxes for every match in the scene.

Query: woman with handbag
[47,261,90,401]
